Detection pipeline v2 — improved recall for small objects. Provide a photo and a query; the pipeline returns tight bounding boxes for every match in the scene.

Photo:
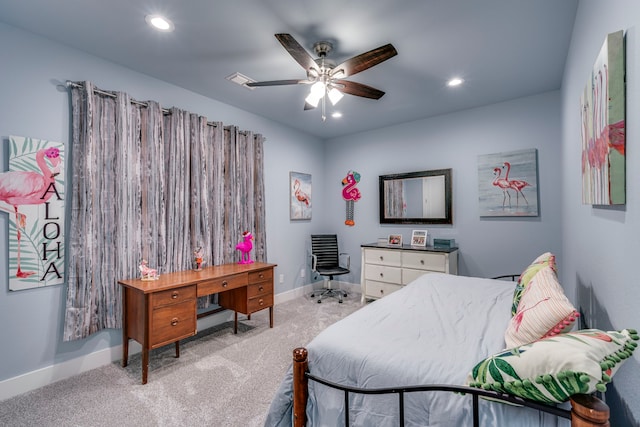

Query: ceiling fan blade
[334,80,386,99]
[246,79,310,87]
[275,34,320,73]
[331,44,398,78]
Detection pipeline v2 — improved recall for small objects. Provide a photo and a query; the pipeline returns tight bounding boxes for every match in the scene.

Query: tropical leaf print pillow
[505,264,579,348]
[511,252,556,316]
[466,329,639,404]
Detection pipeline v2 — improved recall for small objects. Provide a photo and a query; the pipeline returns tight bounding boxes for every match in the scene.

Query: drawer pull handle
[222,281,228,287]
[258,286,264,292]
[171,317,179,326]
[380,289,384,295]
[259,299,264,306]
[259,273,264,279]
[171,291,179,299]
[379,273,384,278]
[420,260,425,265]
[379,256,384,261]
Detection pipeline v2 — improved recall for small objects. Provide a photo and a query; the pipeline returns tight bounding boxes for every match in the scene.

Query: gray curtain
[64,81,266,341]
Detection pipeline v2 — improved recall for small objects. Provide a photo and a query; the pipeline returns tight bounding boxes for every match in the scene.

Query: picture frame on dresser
[411,230,427,247]
[387,234,402,246]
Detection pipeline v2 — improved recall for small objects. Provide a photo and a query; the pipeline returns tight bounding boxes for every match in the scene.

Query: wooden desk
[118,262,277,384]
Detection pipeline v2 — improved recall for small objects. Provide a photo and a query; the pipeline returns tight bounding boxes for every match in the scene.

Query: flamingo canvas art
[478,148,539,217]
[1,136,65,290]
[289,171,312,220]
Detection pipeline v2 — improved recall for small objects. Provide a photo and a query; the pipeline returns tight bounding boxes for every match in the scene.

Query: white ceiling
[0,0,578,139]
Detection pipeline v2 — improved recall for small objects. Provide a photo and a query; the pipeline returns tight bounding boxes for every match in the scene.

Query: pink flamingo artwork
[0,147,62,278]
[235,231,254,264]
[342,171,361,226]
[491,167,512,208]
[293,179,310,206]
[503,162,530,206]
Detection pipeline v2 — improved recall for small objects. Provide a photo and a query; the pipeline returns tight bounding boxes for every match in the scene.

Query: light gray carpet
[0,293,362,427]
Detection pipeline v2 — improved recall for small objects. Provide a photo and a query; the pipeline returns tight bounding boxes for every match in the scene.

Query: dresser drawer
[150,299,196,347]
[197,273,247,297]
[151,285,196,308]
[402,268,437,285]
[402,252,447,272]
[247,293,273,313]
[364,280,402,299]
[249,269,272,284]
[364,249,402,266]
[248,281,272,298]
[365,264,402,284]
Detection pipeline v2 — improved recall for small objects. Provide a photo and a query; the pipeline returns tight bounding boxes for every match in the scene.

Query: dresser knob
[222,281,228,287]
[259,286,264,292]
[259,273,264,279]
[379,273,384,278]
[420,260,425,265]
[171,291,179,299]
[171,317,179,326]
[380,289,384,295]
[379,256,384,261]
[259,299,264,306]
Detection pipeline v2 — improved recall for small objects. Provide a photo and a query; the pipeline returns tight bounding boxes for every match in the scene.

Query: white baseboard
[0,281,361,402]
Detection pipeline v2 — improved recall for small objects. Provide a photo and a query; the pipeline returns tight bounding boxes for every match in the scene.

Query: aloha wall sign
[1,136,64,291]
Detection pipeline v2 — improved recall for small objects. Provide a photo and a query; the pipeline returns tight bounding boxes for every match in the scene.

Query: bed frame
[291,347,610,427]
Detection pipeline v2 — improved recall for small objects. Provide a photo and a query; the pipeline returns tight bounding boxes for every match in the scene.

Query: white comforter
[264,273,570,427]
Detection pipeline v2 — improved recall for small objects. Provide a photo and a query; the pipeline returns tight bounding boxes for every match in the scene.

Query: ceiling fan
[246,34,398,120]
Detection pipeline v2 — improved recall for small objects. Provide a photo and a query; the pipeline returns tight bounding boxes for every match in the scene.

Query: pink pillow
[505,264,579,348]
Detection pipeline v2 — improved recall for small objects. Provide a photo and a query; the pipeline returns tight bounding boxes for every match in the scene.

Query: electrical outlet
[300,269,305,278]
[279,274,284,284]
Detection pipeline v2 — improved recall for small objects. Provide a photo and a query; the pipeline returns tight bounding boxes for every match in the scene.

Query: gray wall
[561,1,640,423]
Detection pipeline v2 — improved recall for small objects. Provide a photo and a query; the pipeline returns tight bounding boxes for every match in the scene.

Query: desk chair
[310,234,350,303]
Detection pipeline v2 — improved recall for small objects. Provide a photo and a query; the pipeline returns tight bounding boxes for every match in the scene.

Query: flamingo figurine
[235,231,254,264]
[0,147,62,278]
[492,167,512,208]
[503,162,530,206]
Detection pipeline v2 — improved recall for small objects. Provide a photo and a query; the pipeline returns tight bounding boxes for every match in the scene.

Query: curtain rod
[65,80,253,131]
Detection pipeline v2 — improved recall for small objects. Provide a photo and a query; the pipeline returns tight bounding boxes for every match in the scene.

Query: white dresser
[360,243,458,302]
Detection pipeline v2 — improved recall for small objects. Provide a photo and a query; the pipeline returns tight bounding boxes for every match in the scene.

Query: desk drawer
[249,269,272,284]
[248,294,273,313]
[197,273,248,297]
[151,299,196,347]
[152,285,196,308]
[248,281,272,298]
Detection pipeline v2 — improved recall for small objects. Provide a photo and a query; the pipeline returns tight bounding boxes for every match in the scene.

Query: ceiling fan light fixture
[328,88,344,105]
[305,92,322,108]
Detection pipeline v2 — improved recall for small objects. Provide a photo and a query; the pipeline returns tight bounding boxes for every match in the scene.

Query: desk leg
[234,311,238,334]
[175,341,180,358]
[269,306,274,328]
[121,290,129,367]
[142,348,149,385]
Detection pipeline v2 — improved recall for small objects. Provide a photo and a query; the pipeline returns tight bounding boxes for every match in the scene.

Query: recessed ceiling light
[331,112,343,118]
[145,14,174,32]
[447,77,464,87]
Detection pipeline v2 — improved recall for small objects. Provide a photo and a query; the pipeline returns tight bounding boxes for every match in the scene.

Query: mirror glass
[379,169,452,224]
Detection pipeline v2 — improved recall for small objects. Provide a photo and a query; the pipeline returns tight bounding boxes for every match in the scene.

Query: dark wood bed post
[292,347,610,427]
[293,347,308,427]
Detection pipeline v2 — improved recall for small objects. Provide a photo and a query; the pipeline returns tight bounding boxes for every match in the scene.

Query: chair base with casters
[310,269,349,303]
[310,234,350,304]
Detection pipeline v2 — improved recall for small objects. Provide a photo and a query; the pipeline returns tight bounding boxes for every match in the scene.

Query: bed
[264,268,635,427]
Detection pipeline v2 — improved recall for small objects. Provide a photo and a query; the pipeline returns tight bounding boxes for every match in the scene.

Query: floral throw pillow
[511,252,556,316]
[467,329,639,404]
[505,264,579,348]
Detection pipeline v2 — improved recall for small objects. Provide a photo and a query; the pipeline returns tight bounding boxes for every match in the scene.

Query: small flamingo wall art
[342,170,361,226]
[0,136,65,290]
[290,171,312,220]
[478,148,538,217]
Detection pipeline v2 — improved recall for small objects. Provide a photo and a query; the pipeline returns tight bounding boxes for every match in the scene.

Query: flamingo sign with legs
[0,136,65,290]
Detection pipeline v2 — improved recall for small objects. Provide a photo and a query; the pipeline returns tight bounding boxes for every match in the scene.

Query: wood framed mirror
[379,169,452,224]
